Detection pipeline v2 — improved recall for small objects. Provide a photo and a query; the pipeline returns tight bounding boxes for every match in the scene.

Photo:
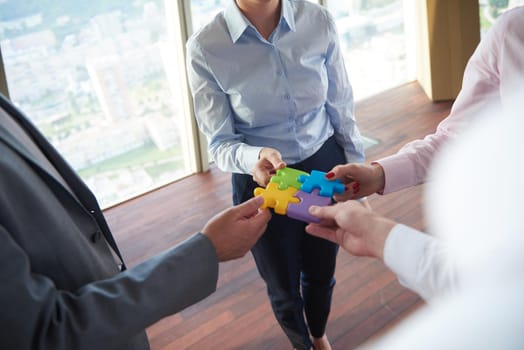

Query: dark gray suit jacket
[0,94,218,349]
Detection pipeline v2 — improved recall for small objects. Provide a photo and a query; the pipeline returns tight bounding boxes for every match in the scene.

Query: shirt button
[285,94,290,100]
[277,70,282,76]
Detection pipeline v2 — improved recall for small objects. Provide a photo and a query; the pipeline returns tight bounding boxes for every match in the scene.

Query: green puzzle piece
[270,167,309,190]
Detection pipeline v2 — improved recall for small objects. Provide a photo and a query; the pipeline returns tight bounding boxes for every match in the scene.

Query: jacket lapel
[0,94,125,264]
[0,118,71,192]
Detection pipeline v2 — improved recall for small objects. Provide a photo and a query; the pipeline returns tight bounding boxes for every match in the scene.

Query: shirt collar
[224,0,296,43]
[281,0,296,32]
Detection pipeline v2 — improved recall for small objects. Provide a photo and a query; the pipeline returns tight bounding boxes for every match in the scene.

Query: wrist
[258,147,266,160]
[371,162,386,194]
[369,216,395,260]
[259,147,275,160]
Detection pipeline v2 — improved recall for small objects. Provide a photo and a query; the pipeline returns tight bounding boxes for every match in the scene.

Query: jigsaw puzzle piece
[298,170,345,197]
[270,167,309,190]
[287,189,332,223]
[254,182,300,215]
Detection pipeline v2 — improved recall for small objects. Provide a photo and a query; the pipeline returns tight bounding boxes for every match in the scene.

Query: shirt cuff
[239,145,264,174]
[376,153,418,194]
[383,224,435,298]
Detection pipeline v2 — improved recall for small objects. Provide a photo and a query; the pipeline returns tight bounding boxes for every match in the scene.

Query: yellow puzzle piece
[254,182,300,215]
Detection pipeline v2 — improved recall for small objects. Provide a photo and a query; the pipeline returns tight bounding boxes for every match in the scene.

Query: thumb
[330,163,360,182]
[266,153,285,170]
[309,204,339,221]
[249,206,271,227]
[236,196,265,218]
[327,164,349,180]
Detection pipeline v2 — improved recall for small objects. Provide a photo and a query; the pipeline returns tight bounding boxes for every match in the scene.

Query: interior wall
[416,0,480,101]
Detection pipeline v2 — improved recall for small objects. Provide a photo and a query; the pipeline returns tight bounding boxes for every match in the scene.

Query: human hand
[325,163,385,201]
[305,201,395,260]
[202,196,271,262]
[252,147,286,186]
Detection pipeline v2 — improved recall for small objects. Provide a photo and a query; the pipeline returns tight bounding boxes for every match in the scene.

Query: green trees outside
[488,0,509,17]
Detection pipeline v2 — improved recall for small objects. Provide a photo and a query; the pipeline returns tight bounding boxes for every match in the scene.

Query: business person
[306,6,524,301]
[186,1,365,349]
[0,92,270,350]
[365,92,524,349]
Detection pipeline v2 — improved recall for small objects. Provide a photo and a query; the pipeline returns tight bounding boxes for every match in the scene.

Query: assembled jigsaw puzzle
[254,167,344,223]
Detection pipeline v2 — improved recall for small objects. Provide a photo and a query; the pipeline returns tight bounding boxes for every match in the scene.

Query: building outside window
[325,0,415,101]
[0,0,195,208]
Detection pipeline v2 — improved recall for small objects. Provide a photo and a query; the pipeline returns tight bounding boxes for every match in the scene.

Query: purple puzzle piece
[287,189,332,223]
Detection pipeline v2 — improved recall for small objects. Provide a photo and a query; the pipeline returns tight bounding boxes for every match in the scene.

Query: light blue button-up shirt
[186,0,364,174]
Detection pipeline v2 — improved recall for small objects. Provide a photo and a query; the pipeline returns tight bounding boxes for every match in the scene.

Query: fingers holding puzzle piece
[254,167,344,223]
[298,170,345,197]
[254,183,300,215]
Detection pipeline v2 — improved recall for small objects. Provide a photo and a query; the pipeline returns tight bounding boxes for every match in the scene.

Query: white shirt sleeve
[383,224,460,301]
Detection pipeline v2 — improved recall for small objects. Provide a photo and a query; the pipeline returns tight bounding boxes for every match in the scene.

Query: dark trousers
[232,136,346,350]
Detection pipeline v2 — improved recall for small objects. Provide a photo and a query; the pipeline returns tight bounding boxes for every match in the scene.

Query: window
[188,0,229,33]
[479,0,523,36]
[188,0,320,35]
[325,0,415,101]
[0,1,196,208]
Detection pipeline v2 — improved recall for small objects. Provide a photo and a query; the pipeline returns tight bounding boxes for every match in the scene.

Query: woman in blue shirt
[186,1,365,349]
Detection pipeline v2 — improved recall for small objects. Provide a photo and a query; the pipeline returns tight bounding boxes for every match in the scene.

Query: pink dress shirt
[378,6,524,194]
[379,6,524,300]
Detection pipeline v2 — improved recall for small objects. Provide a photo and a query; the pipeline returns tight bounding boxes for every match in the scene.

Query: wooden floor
[104,81,453,350]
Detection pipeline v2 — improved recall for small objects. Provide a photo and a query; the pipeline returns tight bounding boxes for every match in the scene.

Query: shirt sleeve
[383,224,459,301]
[376,125,452,194]
[323,10,365,164]
[186,39,262,174]
[375,14,504,194]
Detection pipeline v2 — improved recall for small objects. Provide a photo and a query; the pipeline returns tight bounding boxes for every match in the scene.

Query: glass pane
[189,0,229,33]
[326,0,413,101]
[189,0,320,34]
[0,1,194,208]
[479,0,523,37]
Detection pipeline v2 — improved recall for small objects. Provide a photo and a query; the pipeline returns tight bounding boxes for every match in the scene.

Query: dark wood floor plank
[104,81,453,349]
[335,289,421,349]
